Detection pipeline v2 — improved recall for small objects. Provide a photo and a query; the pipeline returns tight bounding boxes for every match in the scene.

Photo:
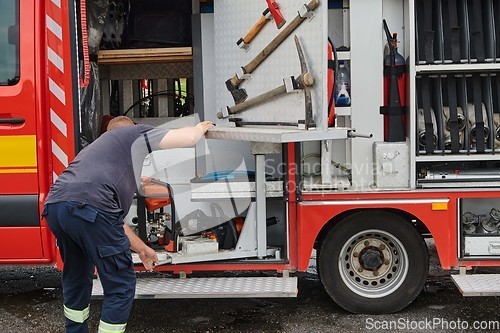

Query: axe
[226,0,320,105]
[219,36,315,129]
[237,0,286,48]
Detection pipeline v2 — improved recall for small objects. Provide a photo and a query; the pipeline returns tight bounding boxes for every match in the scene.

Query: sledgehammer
[226,0,320,105]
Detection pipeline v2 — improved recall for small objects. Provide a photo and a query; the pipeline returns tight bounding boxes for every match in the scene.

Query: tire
[318,210,429,314]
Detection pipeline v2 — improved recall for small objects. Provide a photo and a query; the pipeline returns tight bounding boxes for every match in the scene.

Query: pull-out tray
[206,127,351,143]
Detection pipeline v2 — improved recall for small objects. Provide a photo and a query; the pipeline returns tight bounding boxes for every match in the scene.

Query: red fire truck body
[2,0,500,314]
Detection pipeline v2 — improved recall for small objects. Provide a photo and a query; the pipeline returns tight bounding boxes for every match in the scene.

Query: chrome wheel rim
[338,229,409,298]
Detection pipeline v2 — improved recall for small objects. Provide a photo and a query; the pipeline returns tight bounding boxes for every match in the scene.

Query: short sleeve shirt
[44,124,168,214]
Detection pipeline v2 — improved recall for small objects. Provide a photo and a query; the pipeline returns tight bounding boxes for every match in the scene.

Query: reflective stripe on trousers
[98,320,127,333]
[64,304,90,323]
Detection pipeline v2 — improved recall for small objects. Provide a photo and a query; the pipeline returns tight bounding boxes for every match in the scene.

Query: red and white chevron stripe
[46,0,77,182]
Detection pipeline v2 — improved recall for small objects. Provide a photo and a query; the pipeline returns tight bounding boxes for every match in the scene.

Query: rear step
[92,277,298,299]
[451,274,500,296]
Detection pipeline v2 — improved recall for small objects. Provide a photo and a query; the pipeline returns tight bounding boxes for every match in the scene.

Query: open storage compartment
[416,72,500,156]
[460,197,500,258]
[415,0,500,65]
[415,71,500,188]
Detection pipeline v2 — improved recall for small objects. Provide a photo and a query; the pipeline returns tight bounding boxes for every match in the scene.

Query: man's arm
[159,121,213,149]
[131,121,213,269]
[124,223,158,271]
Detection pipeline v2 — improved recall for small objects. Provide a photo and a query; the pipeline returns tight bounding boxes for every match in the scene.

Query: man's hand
[196,121,215,134]
[138,247,159,272]
[124,224,158,272]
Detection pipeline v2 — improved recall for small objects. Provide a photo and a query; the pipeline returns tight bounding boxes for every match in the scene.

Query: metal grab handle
[0,118,25,125]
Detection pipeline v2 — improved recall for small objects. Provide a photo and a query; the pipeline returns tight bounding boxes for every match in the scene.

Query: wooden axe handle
[228,85,287,116]
[228,75,242,90]
[241,14,269,45]
[244,0,320,74]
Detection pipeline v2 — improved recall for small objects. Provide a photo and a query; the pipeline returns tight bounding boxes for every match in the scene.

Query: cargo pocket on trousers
[97,241,133,274]
[66,202,98,223]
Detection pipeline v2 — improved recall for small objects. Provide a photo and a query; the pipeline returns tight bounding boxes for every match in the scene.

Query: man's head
[107,116,135,131]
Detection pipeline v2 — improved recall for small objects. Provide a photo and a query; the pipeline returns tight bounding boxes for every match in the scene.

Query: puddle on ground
[222,307,282,331]
[0,288,59,307]
[0,288,59,322]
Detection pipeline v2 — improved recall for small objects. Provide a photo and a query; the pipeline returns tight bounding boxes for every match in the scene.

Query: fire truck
[2,0,500,315]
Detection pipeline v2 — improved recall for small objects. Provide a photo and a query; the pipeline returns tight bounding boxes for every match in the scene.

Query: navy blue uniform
[43,124,167,333]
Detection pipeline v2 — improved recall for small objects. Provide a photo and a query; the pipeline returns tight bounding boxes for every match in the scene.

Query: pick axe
[218,36,315,129]
[226,0,320,105]
[237,0,286,48]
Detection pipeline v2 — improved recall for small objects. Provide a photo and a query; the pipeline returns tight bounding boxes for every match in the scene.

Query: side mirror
[8,25,19,46]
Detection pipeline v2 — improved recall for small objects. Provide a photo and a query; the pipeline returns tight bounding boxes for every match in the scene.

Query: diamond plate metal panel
[101,63,193,80]
[92,277,297,299]
[207,127,297,143]
[373,141,410,189]
[452,274,500,296]
[215,0,327,129]
[251,142,282,155]
[206,126,350,143]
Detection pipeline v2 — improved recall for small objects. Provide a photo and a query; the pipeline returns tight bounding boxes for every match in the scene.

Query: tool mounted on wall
[236,0,286,48]
[380,19,407,142]
[225,0,320,105]
[219,36,315,129]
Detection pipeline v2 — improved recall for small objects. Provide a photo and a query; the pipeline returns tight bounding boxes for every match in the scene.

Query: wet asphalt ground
[1,241,500,333]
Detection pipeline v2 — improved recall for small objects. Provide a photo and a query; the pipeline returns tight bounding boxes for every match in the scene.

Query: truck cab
[0,1,55,264]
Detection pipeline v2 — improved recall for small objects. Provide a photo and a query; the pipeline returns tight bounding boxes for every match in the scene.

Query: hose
[301,153,322,177]
[79,0,91,88]
[210,203,238,247]
[123,90,195,116]
[301,153,351,177]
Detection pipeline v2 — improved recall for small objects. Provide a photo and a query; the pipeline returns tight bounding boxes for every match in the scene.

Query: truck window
[0,0,19,86]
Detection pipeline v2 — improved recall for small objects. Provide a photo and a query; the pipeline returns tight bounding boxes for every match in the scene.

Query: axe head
[266,0,286,29]
[225,79,248,105]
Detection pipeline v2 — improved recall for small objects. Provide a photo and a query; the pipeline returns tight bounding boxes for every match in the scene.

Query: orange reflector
[432,202,448,211]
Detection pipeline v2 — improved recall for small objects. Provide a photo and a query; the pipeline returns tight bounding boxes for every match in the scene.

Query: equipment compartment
[460,198,500,257]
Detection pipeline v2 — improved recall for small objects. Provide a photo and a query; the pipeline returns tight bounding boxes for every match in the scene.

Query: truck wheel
[318,211,428,314]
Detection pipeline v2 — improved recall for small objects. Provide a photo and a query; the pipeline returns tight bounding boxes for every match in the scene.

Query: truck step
[92,276,297,299]
[451,274,500,296]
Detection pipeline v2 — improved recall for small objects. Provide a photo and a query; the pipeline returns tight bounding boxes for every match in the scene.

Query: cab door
[0,1,43,260]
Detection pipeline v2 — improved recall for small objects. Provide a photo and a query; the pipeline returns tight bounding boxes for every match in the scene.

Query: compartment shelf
[416,154,500,162]
[417,63,500,73]
[98,47,193,65]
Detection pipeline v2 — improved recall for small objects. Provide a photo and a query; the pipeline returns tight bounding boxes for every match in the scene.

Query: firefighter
[43,116,214,333]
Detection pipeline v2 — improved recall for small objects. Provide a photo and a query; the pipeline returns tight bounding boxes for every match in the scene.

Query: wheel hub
[359,247,383,271]
[351,238,393,279]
